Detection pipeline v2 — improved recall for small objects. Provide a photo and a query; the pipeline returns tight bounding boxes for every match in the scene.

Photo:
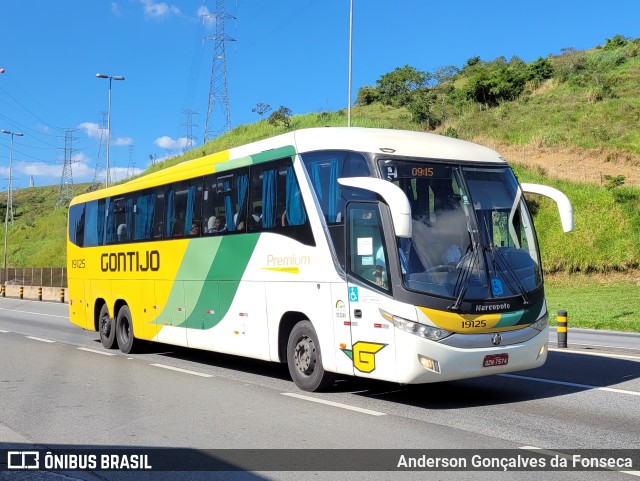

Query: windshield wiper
[449,241,480,311]
[486,242,530,305]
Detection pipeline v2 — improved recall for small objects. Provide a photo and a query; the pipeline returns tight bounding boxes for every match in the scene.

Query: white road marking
[500,373,640,397]
[77,347,116,356]
[0,329,9,333]
[150,363,213,378]
[0,307,68,319]
[25,336,55,343]
[549,347,640,361]
[281,392,386,416]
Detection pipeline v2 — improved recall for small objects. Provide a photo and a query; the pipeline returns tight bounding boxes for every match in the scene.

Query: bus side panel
[183,280,220,332]
[113,279,159,342]
[330,283,355,376]
[68,278,88,329]
[346,283,398,383]
[185,280,270,360]
[155,280,188,347]
[89,278,107,318]
[265,281,336,373]
[141,281,160,341]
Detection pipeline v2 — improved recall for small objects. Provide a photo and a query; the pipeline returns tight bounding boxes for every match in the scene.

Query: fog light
[537,343,547,359]
[418,354,440,373]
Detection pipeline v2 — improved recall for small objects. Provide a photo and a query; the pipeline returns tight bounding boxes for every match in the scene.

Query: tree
[268,106,292,127]
[375,65,429,107]
[252,102,272,118]
[355,86,381,106]
[464,57,528,107]
[603,34,628,50]
[527,57,554,87]
[407,87,441,130]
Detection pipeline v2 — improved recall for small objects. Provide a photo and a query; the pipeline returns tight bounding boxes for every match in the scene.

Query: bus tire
[287,320,334,392]
[98,304,117,349]
[115,305,138,354]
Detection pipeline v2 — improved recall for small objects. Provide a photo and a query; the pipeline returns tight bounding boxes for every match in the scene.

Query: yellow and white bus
[67,127,573,391]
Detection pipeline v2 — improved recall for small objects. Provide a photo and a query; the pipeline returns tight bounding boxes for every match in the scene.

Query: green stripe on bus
[154,234,260,330]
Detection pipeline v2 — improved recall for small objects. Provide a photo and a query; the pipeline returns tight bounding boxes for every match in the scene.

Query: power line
[0,85,62,135]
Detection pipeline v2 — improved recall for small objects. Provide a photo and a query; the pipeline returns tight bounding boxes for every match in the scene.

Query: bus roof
[70,127,506,205]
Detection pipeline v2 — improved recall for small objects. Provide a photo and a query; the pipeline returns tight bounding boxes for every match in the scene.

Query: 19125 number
[71,259,86,269]
[461,320,486,329]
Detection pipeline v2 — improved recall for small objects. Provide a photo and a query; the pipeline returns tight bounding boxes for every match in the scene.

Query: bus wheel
[287,320,334,392]
[116,305,137,354]
[98,304,117,349]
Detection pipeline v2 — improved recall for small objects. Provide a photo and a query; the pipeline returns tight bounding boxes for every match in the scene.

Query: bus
[67,127,573,391]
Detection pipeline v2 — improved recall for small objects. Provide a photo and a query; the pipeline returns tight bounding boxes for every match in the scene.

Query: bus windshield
[379,159,542,301]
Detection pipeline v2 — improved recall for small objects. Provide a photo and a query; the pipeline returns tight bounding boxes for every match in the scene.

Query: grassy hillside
[4,125,639,276]
[3,36,640,276]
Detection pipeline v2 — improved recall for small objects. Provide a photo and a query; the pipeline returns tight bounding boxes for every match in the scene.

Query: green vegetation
[2,35,640,332]
[546,274,640,332]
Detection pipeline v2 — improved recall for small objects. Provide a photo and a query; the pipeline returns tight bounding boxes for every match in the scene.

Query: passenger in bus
[172,220,184,237]
[189,223,200,236]
[153,222,163,239]
[209,217,226,234]
[117,223,128,242]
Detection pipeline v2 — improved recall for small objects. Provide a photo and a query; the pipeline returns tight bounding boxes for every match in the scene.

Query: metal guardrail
[0,268,67,288]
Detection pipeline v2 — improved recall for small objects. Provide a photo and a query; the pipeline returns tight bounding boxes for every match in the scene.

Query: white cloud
[113,136,134,146]
[140,0,181,19]
[78,122,131,146]
[198,5,215,27]
[154,135,188,151]
[78,122,103,140]
[111,2,121,15]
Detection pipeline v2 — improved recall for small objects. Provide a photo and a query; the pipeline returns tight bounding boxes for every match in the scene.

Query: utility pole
[56,129,78,209]
[203,0,235,143]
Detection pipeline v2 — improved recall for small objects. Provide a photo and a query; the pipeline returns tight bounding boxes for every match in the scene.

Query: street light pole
[96,73,125,188]
[1,129,24,281]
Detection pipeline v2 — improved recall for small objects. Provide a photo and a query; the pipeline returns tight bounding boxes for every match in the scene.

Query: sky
[1,0,639,190]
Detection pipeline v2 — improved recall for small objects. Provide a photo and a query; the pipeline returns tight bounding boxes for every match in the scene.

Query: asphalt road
[0,298,638,481]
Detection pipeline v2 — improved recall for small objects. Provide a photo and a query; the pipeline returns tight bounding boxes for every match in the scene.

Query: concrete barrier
[4,285,67,303]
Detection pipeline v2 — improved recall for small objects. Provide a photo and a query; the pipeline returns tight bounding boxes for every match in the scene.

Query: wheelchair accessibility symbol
[349,287,359,302]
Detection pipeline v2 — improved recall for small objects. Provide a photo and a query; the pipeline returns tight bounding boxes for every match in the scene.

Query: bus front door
[345,202,396,382]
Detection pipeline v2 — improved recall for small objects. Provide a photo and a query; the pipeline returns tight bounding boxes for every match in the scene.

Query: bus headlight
[530,312,549,332]
[380,310,452,341]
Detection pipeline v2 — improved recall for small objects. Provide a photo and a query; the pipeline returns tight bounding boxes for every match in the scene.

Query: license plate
[483,353,509,367]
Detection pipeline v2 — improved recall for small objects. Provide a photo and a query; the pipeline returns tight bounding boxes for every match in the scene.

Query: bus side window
[83,200,100,247]
[186,178,203,237]
[347,204,390,292]
[248,159,307,231]
[301,150,370,225]
[106,196,132,244]
[68,203,85,247]
[202,174,218,235]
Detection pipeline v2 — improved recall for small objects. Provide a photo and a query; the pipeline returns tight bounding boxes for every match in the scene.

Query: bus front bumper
[394,326,548,385]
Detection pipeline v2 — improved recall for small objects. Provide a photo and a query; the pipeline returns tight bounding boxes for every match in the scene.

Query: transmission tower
[126,145,136,179]
[92,111,108,189]
[182,109,198,152]
[56,129,78,209]
[203,0,235,142]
